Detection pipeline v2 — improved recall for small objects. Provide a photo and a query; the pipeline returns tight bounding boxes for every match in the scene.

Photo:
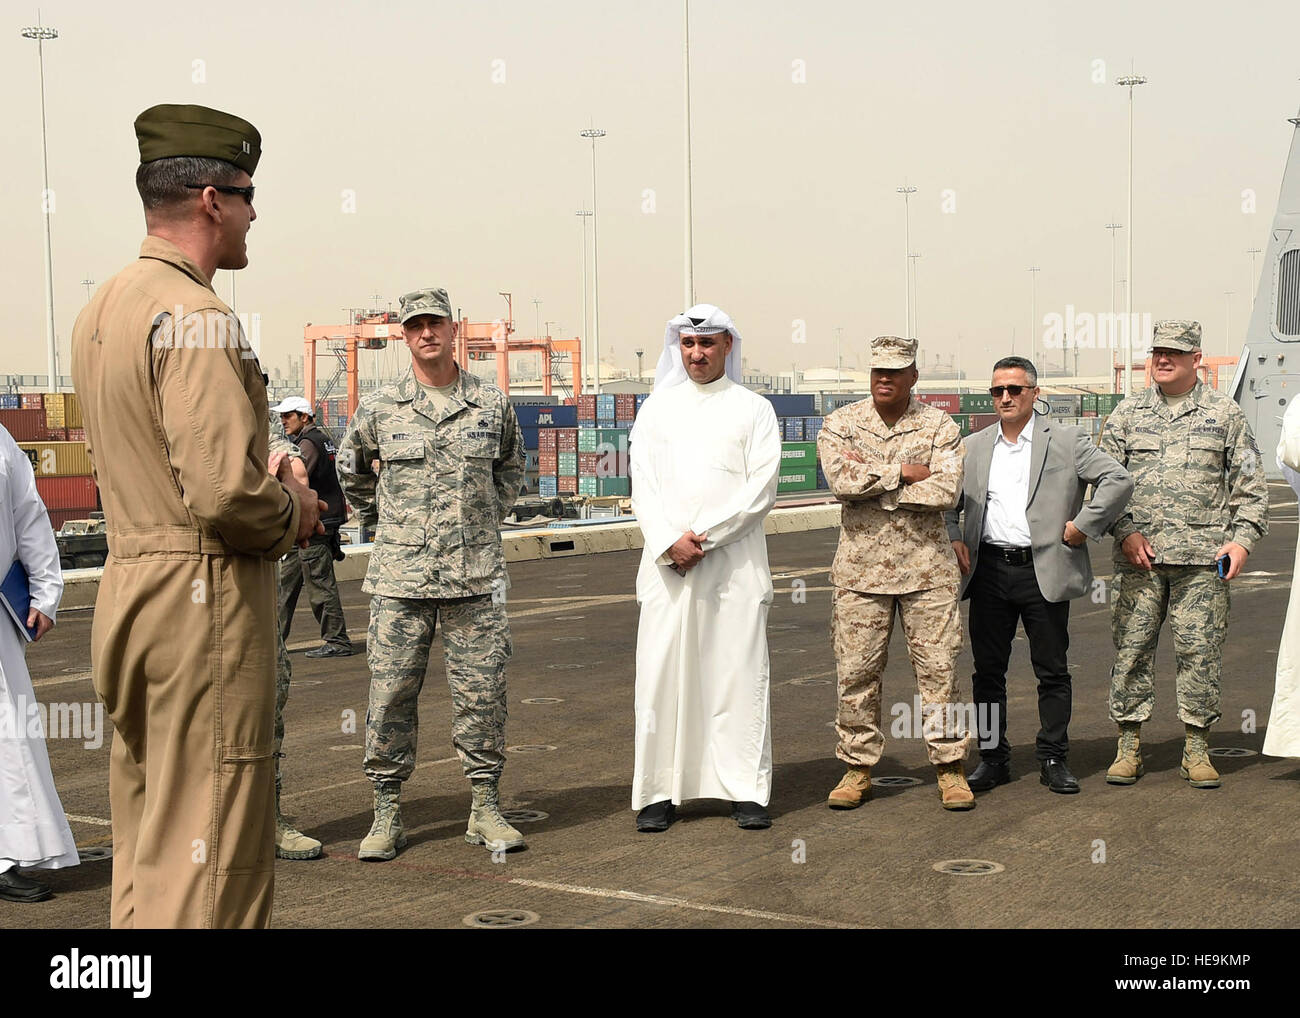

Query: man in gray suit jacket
[945,357,1132,794]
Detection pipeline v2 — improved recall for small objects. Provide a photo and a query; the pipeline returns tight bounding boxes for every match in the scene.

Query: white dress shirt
[982,414,1035,547]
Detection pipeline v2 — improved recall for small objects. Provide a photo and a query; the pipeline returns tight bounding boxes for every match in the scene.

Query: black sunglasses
[989,385,1032,397]
[185,183,255,202]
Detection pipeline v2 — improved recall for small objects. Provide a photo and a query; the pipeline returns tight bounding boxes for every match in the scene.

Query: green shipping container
[960,394,994,413]
[558,451,578,476]
[780,441,817,468]
[598,477,631,497]
[577,428,600,452]
[951,414,972,437]
[1081,394,1099,412]
[578,476,598,496]
[777,469,817,493]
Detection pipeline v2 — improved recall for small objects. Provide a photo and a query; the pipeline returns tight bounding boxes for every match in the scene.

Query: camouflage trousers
[1110,563,1229,728]
[274,579,293,796]
[832,584,969,767]
[364,594,512,783]
[279,541,352,651]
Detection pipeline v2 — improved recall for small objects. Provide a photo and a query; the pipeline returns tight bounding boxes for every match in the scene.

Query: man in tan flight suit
[71,104,323,928]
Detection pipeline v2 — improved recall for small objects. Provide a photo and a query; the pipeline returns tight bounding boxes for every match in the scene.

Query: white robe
[0,425,78,872]
[629,376,781,808]
[1265,396,1300,758]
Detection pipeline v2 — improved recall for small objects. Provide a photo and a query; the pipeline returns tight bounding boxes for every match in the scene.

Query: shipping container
[577,394,597,420]
[804,417,824,440]
[578,476,598,497]
[597,477,630,497]
[0,394,19,410]
[821,393,870,415]
[781,417,805,441]
[42,391,83,429]
[969,413,1000,432]
[556,428,578,453]
[557,475,578,494]
[19,441,94,477]
[777,469,817,493]
[914,392,961,414]
[578,452,600,476]
[764,393,817,417]
[1045,395,1081,417]
[557,451,578,476]
[538,429,558,451]
[36,475,98,509]
[615,418,635,429]
[521,426,540,451]
[20,393,43,410]
[959,394,995,413]
[514,404,577,428]
[577,427,600,453]
[524,450,540,472]
[615,394,636,416]
[780,442,817,468]
[1081,394,1100,413]
[538,450,558,474]
[0,408,49,442]
[538,475,558,498]
[951,413,972,437]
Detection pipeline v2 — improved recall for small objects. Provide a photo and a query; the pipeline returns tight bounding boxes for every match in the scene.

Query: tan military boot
[827,765,872,809]
[275,783,322,860]
[465,780,526,852]
[1181,724,1221,789]
[936,761,976,810]
[358,780,406,861]
[1105,722,1144,785]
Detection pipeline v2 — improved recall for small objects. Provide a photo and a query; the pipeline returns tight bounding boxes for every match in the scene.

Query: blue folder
[1,559,38,642]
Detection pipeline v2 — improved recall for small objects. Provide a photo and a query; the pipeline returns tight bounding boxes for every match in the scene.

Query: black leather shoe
[0,869,52,903]
[636,800,676,833]
[730,801,772,830]
[967,760,1011,792]
[1040,758,1080,794]
[305,643,353,658]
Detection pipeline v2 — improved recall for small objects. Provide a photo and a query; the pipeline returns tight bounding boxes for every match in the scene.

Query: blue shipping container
[782,417,805,441]
[538,476,558,497]
[515,404,578,428]
[805,417,824,439]
[764,393,816,417]
[521,426,539,450]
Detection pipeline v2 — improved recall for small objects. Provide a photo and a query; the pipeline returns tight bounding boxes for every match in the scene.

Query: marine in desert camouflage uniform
[337,287,526,859]
[817,335,974,811]
[266,434,323,859]
[1099,320,1269,789]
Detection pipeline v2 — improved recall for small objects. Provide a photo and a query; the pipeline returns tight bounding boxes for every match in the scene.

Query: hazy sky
[4,0,1300,385]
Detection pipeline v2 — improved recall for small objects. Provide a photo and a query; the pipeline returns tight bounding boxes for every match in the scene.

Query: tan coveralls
[71,237,300,928]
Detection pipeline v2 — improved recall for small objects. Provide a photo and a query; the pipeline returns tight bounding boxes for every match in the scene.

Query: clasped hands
[668,530,708,576]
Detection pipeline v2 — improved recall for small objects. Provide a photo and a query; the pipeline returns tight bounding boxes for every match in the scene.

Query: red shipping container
[615,394,636,415]
[578,452,599,476]
[969,413,1000,432]
[556,428,578,453]
[66,427,87,441]
[557,475,578,494]
[46,506,98,531]
[914,393,961,414]
[42,426,69,441]
[577,395,596,419]
[0,408,48,442]
[36,475,98,509]
[538,429,558,451]
[20,393,44,410]
[538,450,558,474]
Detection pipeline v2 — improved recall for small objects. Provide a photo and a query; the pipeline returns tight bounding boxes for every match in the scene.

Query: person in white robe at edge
[1265,394,1300,760]
[629,304,782,833]
[0,423,78,903]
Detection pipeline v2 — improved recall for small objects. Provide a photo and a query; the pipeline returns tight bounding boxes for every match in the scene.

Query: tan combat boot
[275,782,322,860]
[1181,724,1221,789]
[1105,722,1144,785]
[827,765,872,809]
[358,780,406,861]
[465,780,526,852]
[936,761,976,810]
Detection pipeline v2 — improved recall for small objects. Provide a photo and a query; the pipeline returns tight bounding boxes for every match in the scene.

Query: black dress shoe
[0,869,52,903]
[1040,758,1080,794]
[967,760,1011,792]
[305,643,353,658]
[730,801,772,830]
[635,800,676,833]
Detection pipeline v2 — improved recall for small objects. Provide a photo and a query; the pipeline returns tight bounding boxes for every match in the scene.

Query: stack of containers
[0,407,49,441]
[778,439,817,493]
[577,393,597,426]
[576,425,631,497]
[781,416,805,441]
[43,391,82,442]
[556,427,578,494]
[537,427,559,498]
[615,393,636,429]
[18,439,98,531]
[515,403,576,491]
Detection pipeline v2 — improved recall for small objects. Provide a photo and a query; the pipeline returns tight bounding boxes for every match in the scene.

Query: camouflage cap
[135,104,261,175]
[1151,319,1202,353]
[870,335,917,369]
[398,288,453,324]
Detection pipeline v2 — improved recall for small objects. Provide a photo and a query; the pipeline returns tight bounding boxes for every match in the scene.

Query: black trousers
[968,547,1072,764]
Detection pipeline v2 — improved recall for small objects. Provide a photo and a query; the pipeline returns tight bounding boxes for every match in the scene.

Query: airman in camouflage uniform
[817,335,973,811]
[1099,320,1269,788]
[267,433,323,859]
[337,287,526,858]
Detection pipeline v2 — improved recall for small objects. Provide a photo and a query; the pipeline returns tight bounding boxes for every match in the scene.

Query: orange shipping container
[18,441,95,478]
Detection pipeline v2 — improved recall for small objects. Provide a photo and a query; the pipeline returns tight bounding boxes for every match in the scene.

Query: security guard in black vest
[273,396,354,657]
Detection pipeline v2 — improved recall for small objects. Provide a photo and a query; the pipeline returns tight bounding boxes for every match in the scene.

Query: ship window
[1280,249,1300,336]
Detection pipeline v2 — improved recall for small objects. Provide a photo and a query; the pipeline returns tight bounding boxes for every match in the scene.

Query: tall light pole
[908,252,921,343]
[575,209,593,392]
[1224,290,1235,358]
[22,20,59,392]
[834,326,843,386]
[532,297,542,337]
[897,186,917,338]
[1247,246,1262,299]
[683,0,695,310]
[1117,71,1147,396]
[1028,266,1041,374]
[1106,223,1123,389]
[580,127,606,392]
